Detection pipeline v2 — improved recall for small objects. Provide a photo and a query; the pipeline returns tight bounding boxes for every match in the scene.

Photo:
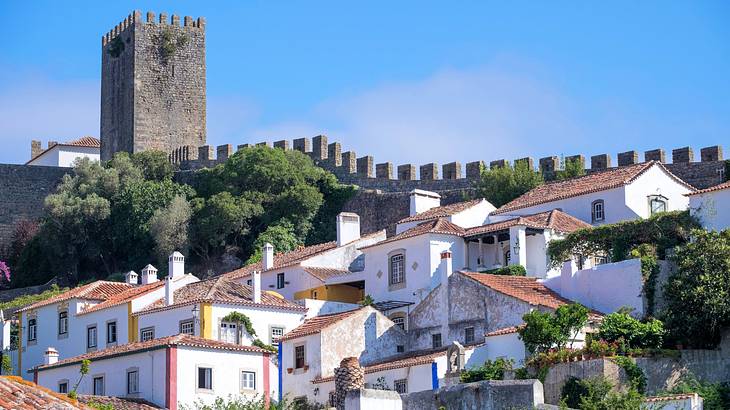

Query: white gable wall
[623,165,691,218]
[450,200,495,228]
[281,332,322,401]
[29,146,100,167]
[690,188,730,231]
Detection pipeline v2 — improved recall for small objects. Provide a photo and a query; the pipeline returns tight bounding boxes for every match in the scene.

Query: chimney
[439,250,453,341]
[336,212,361,246]
[124,270,138,285]
[409,189,441,216]
[168,251,185,279]
[165,276,174,306]
[48,141,58,149]
[141,264,159,284]
[44,347,59,365]
[262,243,274,271]
[252,270,262,303]
[31,140,42,159]
[440,250,453,285]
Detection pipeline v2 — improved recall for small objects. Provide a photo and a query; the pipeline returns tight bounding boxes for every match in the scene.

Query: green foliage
[612,356,646,394]
[221,312,257,337]
[547,210,698,268]
[475,161,543,207]
[555,156,586,181]
[87,401,115,410]
[0,284,68,312]
[632,244,661,317]
[564,377,644,410]
[246,222,302,264]
[150,196,193,263]
[725,160,730,182]
[67,390,77,400]
[663,229,730,348]
[479,265,526,276]
[107,35,125,57]
[131,150,174,181]
[460,358,513,383]
[180,394,298,410]
[561,376,589,409]
[359,294,374,306]
[598,312,664,349]
[158,28,189,60]
[70,359,91,399]
[519,303,589,354]
[1,354,11,374]
[663,375,730,410]
[252,338,278,353]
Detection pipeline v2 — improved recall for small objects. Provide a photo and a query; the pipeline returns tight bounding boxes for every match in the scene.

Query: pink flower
[0,261,10,283]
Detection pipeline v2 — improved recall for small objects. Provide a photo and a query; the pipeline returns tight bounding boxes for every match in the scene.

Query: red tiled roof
[64,137,101,148]
[280,307,363,341]
[0,376,89,409]
[77,281,165,316]
[17,281,132,313]
[398,199,485,224]
[465,209,591,237]
[36,334,269,371]
[494,162,694,214]
[78,395,161,409]
[360,218,465,250]
[302,267,353,282]
[686,180,730,196]
[311,348,446,384]
[644,394,698,402]
[136,276,305,315]
[485,325,524,337]
[224,241,338,280]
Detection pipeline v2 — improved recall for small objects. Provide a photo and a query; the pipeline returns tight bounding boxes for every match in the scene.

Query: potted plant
[287,368,293,374]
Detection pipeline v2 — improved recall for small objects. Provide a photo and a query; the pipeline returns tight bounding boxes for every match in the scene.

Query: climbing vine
[612,356,647,394]
[221,311,278,353]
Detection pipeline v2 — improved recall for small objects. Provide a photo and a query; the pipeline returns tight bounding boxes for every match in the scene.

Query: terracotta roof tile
[302,267,353,282]
[465,209,591,237]
[311,348,447,384]
[36,334,269,372]
[224,241,338,280]
[77,281,165,316]
[398,199,485,224]
[18,281,132,313]
[494,162,694,214]
[64,137,101,148]
[485,325,524,337]
[136,276,305,315]
[686,180,730,196]
[360,218,465,250]
[78,395,161,409]
[644,394,698,402]
[280,307,363,341]
[0,376,89,409]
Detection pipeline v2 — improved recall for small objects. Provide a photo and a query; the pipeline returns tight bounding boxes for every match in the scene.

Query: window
[58,311,68,336]
[93,376,105,395]
[87,326,97,349]
[270,327,284,346]
[27,319,37,342]
[389,253,405,285]
[247,279,252,285]
[276,273,285,289]
[180,320,195,335]
[240,371,256,390]
[465,327,475,344]
[294,345,305,369]
[432,333,442,349]
[140,327,155,342]
[394,379,408,394]
[591,200,605,223]
[328,391,336,407]
[390,314,406,331]
[197,367,212,390]
[127,370,139,394]
[649,195,668,215]
[220,322,238,344]
[58,381,68,394]
[107,321,117,344]
[397,345,405,353]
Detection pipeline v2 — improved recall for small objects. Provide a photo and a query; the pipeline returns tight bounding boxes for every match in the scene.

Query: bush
[460,358,513,383]
[475,161,543,207]
[612,356,646,394]
[598,312,665,349]
[0,284,69,312]
[479,265,526,276]
[519,303,589,354]
[663,375,730,410]
[560,377,644,410]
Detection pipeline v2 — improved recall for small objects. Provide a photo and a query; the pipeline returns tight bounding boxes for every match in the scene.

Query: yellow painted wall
[201,302,213,339]
[127,302,138,343]
[293,285,363,303]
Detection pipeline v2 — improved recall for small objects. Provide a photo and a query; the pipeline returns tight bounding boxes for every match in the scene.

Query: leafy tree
[664,375,730,410]
[555,156,586,181]
[561,377,644,410]
[518,303,588,353]
[598,312,664,349]
[475,161,543,207]
[246,222,301,264]
[150,196,193,263]
[130,150,174,181]
[69,359,91,399]
[663,229,730,348]
[460,358,513,383]
[553,303,590,349]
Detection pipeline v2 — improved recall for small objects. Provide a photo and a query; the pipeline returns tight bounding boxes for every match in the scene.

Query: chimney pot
[336,212,361,246]
[141,264,158,284]
[253,270,262,303]
[262,243,274,271]
[168,251,185,279]
[409,189,441,216]
[44,347,59,365]
[125,270,138,285]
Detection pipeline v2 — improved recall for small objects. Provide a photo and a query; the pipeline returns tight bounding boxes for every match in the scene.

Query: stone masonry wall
[101,11,206,161]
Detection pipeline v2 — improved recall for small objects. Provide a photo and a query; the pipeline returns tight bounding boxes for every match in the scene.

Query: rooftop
[686,179,730,196]
[280,306,364,341]
[27,136,101,164]
[77,280,167,316]
[464,209,591,238]
[224,241,339,280]
[302,266,353,282]
[77,395,161,409]
[0,376,89,409]
[17,281,132,313]
[360,218,465,250]
[397,198,485,224]
[485,325,524,337]
[494,161,694,215]
[36,334,269,371]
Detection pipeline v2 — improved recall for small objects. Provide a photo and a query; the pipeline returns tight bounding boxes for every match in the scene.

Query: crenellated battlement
[170,137,727,191]
[102,10,205,46]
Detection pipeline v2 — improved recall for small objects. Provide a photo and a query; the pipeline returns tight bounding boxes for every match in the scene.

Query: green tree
[598,311,664,349]
[246,222,301,264]
[150,195,193,263]
[555,156,586,181]
[131,150,174,181]
[561,377,644,410]
[69,359,91,399]
[663,229,730,348]
[475,161,543,207]
[518,303,588,353]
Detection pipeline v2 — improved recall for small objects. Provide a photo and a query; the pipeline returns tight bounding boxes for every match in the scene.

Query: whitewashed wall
[281,332,322,402]
[624,165,691,218]
[690,188,730,232]
[29,146,100,167]
[450,200,495,229]
[210,304,304,345]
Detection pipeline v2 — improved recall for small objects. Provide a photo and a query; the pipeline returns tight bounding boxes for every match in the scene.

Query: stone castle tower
[100,11,207,161]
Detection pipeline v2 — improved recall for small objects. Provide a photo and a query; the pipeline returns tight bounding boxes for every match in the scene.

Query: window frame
[58,380,69,394]
[27,318,37,342]
[648,195,668,216]
[180,319,195,335]
[591,199,605,223]
[58,311,68,336]
[294,344,306,369]
[197,366,213,391]
[270,326,285,347]
[127,368,140,394]
[106,321,117,344]
[92,375,105,396]
[87,325,98,350]
[219,321,238,344]
[394,379,408,394]
[276,272,285,289]
[240,370,256,391]
[432,333,442,349]
[140,327,155,342]
[387,249,407,291]
[465,326,475,344]
[389,313,407,332]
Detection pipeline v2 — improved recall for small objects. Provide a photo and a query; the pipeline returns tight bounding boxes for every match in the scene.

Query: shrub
[560,376,644,410]
[460,358,513,383]
[598,312,665,349]
[519,303,589,354]
[612,356,646,394]
[663,375,730,410]
[480,265,526,276]
[475,161,543,207]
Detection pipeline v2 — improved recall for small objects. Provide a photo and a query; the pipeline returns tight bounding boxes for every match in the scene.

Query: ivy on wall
[107,36,125,58]
[221,311,277,353]
[612,356,647,394]
[157,28,189,61]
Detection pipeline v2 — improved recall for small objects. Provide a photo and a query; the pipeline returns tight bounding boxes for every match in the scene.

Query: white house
[27,137,101,167]
[687,180,730,231]
[395,191,495,234]
[224,212,386,304]
[493,161,695,225]
[279,305,407,406]
[15,253,199,380]
[34,334,276,410]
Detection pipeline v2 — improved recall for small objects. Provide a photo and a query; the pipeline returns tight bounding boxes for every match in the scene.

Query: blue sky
[1,1,728,166]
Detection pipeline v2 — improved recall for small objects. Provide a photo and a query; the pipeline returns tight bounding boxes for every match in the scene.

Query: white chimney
[439,250,453,339]
[165,276,174,306]
[1,311,10,351]
[440,250,453,285]
[336,212,361,246]
[409,189,441,216]
[124,270,138,285]
[262,243,274,271]
[169,251,185,279]
[141,264,159,285]
[44,347,59,365]
[252,270,262,303]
